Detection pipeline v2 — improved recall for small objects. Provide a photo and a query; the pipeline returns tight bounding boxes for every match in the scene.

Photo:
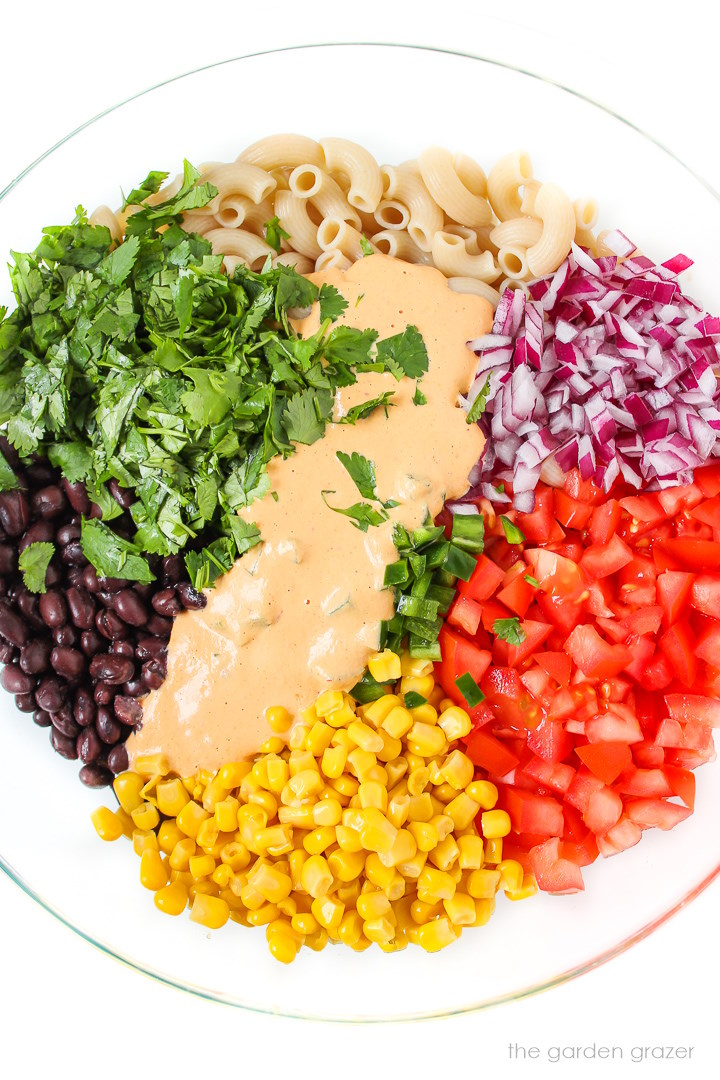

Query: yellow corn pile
[92,649,536,961]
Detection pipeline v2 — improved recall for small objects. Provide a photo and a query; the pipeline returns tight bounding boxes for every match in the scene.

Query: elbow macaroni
[526,182,576,277]
[418,147,492,228]
[320,137,383,214]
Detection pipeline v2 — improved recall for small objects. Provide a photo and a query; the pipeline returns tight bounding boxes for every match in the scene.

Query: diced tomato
[564,767,607,812]
[624,798,693,831]
[663,765,696,810]
[575,742,632,784]
[656,570,694,627]
[696,620,720,665]
[482,665,545,730]
[529,837,585,893]
[596,816,642,857]
[563,469,606,505]
[459,554,505,602]
[463,728,520,776]
[619,493,665,524]
[520,667,553,704]
[689,495,720,529]
[585,580,615,618]
[664,693,720,728]
[537,592,585,636]
[446,594,483,636]
[436,625,492,706]
[657,481,705,514]
[588,499,622,545]
[560,832,599,867]
[583,786,623,835]
[622,635,656,682]
[695,462,720,498]
[480,598,512,634]
[615,768,674,798]
[526,718,575,763]
[585,707,643,744]
[524,547,585,600]
[536,651,572,687]
[579,534,634,580]
[496,619,553,669]
[496,573,535,617]
[515,487,565,544]
[658,620,697,687]
[521,756,576,794]
[554,490,594,530]
[502,787,564,836]
[690,573,720,618]
[618,606,664,639]
[639,652,673,692]
[565,624,632,679]
[654,539,720,572]
[632,742,666,768]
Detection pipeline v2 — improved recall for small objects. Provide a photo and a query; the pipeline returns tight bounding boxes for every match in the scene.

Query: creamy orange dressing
[127,256,490,774]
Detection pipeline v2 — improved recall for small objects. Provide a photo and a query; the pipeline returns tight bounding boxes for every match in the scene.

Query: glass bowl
[1,43,719,1022]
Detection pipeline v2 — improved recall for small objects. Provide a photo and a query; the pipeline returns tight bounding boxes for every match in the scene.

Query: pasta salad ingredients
[462,241,720,510]
[436,465,720,890]
[93,653,536,960]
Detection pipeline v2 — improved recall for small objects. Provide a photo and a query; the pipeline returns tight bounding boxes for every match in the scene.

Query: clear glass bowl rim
[1,40,719,1023]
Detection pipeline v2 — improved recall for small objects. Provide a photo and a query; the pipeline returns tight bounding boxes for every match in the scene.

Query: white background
[2,2,719,1077]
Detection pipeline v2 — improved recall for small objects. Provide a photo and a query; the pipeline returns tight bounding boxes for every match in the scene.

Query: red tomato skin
[515,488,565,544]
[446,594,482,636]
[689,495,720,529]
[624,798,693,831]
[694,462,720,498]
[655,539,720,572]
[496,575,534,617]
[656,570,695,627]
[658,620,697,688]
[436,626,492,706]
[504,620,553,668]
[575,741,632,784]
[589,499,622,545]
[580,534,634,580]
[553,491,593,529]
[690,574,720,618]
[502,787,564,837]
[463,729,520,776]
[529,837,585,894]
[535,651,572,687]
[560,833,599,867]
[459,554,505,602]
[526,718,575,763]
[565,624,633,680]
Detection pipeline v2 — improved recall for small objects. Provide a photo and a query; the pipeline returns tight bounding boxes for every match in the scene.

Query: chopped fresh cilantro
[493,616,526,645]
[376,325,429,381]
[413,384,427,406]
[336,450,378,501]
[494,481,505,493]
[524,574,540,587]
[18,542,55,594]
[318,283,348,323]
[321,491,389,532]
[454,672,485,708]
[0,449,19,492]
[338,391,395,425]
[122,170,169,209]
[80,518,155,584]
[283,388,329,446]
[499,516,526,545]
[264,216,290,254]
[360,235,374,257]
[466,376,491,424]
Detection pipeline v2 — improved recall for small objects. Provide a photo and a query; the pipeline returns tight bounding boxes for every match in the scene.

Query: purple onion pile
[0,437,206,788]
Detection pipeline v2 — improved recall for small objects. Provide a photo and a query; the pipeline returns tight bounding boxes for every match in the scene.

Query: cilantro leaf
[97,235,140,286]
[466,376,491,423]
[227,517,262,557]
[338,391,395,425]
[360,235,374,257]
[413,384,427,406]
[122,170,169,209]
[318,283,348,323]
[264,216,290,255]
[493,616,526,646]
[47,442,92,483]
[325,325,378,367]
[321,491,389,532]
[0,448,19,492]
[80,518,155,583]
[376,325,429,381]
[283,388,329,445]
[454,672,485,708]
[336,450,378,501]
[18,542,55,594]
[500,516,526,545]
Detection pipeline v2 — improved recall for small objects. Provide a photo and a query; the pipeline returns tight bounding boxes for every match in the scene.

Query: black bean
[151,588,182,618]
[0,436,21,470]
[0,544,16,575]
[16,589,45,630]
[87,566,126,593]
[95,609,128,640]
[60,539,86,566]
[161,554,185,584]
[77,726,102,764]
[0,642,16,664]
[25,462,55,487]
[95,591,116,608]
[39,589,67,628]
[66,586,96,629]
[33,708,52,728]
[50,728,78,760]
[96,706,122,745]
[51,705,80,739]
[50,646,86,681]
[134,583,155,602]
[18,519,55,555]
[56,522,81,546]
[31,485,67,520]
[176,581,207,610]
[110,639,135,658]
[108,478,135,509]
[0,602,28,647]
[74,687,96,727]
[89,503,104,519]
[44,562,63,587]
[0,578,6,598]
[35,675,68,713]
[0,491,31,537]
[94,681,116,706]
[135,637,167,662]
[80,629,104,657]
[61,478,91,515]
[67,567,86,588]
[107,744,129,775]
[1,663,35,695]
[19,639,52,674]
[79,763,113,788]
[89,654,135,684]
[15,693,37,713]
[53,625,78,648]
[113,589,148,627]
[114,695,143,727]
[141,658,166,690]
[146,614,173,638]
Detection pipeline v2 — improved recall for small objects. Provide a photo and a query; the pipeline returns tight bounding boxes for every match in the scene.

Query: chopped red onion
[464,241,720,508]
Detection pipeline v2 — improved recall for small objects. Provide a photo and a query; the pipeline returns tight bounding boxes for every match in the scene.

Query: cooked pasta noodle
[371,229,433,264]
[201,163,277,211]
[526,182,576,276]
[447,277,502,306]
[273,251,315,273]
[238,134,325,170]
[320,138,383,214]
[431,232,500,283]
[380,164,443,252]
[574,196,599,233]
[418,147,492,228]
[89,205,122,242]
[487,151,533,222]
[181,211,220,235]
[289,165,362,229]
[317,218,375,262]
[441,224,483,255]
[274,191,323,259]
[204,228,274,269]
[520,179,542,217]
[373,200,411,231]
[497,245,530,280]
[489,217,543,249]
[315,249,353,272]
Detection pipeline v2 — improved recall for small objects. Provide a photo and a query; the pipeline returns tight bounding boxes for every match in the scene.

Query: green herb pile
[0,161,427,589]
